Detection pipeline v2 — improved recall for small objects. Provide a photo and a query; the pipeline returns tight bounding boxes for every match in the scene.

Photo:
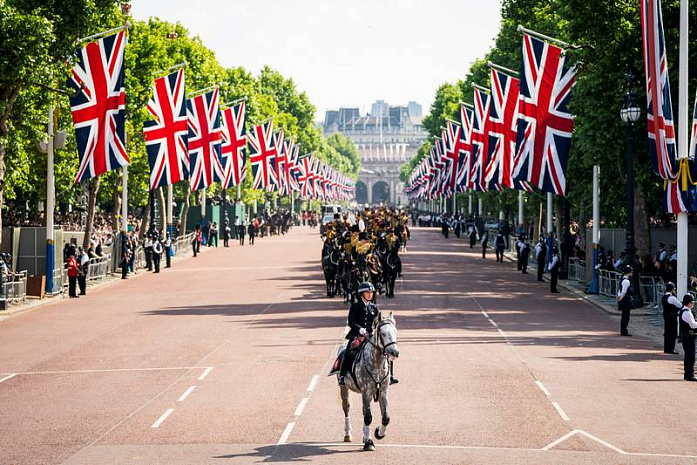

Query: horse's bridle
[369,319,397,356]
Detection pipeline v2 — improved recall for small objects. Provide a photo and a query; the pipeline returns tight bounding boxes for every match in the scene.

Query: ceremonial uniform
[661,289,681,353]
[339,297,380,384]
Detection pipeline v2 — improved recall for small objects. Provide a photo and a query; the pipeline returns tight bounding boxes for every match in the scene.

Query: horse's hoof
[363,439,375,451]
[344,434,352,443]
[375,427,385,440]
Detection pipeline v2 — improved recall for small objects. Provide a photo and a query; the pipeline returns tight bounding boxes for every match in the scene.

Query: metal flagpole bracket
[154,61,187,77]
[223,96,248,108]
[458,101,474,110]
[445,118,461,126]
[471,83,490,93]
[77,23,130,45]
[187,83,221,99]
[517,24,570,48]
[487,61,519,77]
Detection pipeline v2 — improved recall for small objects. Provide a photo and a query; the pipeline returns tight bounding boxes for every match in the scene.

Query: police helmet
[665,282,676,292]
[623,265,633,274]
[357,282,375,294]
[683,293,695,305]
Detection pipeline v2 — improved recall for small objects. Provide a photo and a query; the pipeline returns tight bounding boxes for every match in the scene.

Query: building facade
[323,101,426,206]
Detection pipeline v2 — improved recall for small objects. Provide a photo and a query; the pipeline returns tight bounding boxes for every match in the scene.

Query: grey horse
[338,312,400,451]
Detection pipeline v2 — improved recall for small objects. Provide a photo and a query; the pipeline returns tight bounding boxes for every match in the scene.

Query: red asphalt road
[0,226,694,464]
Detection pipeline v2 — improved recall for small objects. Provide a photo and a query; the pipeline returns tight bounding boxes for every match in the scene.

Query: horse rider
[338,282,399,386]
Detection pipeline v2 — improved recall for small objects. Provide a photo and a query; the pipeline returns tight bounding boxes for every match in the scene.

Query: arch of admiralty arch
[355,140,422,206]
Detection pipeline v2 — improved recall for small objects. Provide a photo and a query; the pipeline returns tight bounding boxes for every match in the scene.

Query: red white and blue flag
[68,30,129,183]
[248,122,279,190]
[641,0,697,212]
[297,154,315,198]
[219,100,247,188]
[144,69,188,190]
[469,87,490,192]
[187,89,223,191]
[512,33,575,196]
[485,68,519,191]
[456,106,473,192]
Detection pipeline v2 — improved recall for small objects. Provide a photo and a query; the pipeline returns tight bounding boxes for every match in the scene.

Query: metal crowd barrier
[133,246,146,270]
[2,270,27,304]
[639,276,664,308]
[568,258,586,283]
[173,232,195,258]
[86,256,112,281]
[599,269,622,298]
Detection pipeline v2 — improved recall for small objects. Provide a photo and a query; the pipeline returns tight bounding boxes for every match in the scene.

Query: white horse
[338,312,400,451]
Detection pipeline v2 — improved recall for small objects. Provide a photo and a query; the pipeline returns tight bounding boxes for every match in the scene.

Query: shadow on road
[213,443,358,462]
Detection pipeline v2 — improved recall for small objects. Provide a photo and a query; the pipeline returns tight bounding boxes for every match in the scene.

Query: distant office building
[371,100,389,117]
[408,101,422,121]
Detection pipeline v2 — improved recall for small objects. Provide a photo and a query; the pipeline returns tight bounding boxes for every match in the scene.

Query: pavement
[0,226,694,465]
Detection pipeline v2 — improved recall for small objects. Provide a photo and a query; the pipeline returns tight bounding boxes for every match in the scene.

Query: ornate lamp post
[620,73,643,308]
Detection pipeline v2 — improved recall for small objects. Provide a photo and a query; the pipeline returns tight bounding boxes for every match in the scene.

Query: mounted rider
[338,282,398,386]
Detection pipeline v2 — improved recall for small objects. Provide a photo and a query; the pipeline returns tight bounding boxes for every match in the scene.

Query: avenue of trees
[0,0,360,239]
[402,0,697,256]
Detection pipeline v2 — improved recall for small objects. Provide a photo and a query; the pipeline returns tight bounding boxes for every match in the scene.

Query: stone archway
[355,181,368,205]
[372,181,390,205]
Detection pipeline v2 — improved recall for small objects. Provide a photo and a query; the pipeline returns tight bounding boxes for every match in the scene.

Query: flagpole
[121,166,128,233]
[471,83,490,93]
[223,96,247,108]
[517,24,571,48]
[77,24,130,44]
[45,88,56,294]
[587,165,600,294]
[487,61,520,77]
[153,61,187,77]
[518,191,524,228]
[677,0,689,298]
[187,84,220,99]
[167,183,173,237]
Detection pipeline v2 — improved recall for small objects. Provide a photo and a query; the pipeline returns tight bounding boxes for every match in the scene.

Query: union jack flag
[641,0,697,212]
[219,100,247,188]
[68,30,129,184]
[297,154,314,198]
[485,69,519,191]
[442,125,458,195]
[288,145,301,193]
[144,69,188,190]
[248,122,279,190]
[469,87,490,192]
[513,33,575,196]
[456,106,473,192]
[187,89,223,191]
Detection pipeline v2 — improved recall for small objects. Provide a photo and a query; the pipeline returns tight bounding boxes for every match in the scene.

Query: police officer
[519,238,530,274]
[549,246,560,293]
[144,233,153,271]
[120,235,131,279]
[481,232,488,259]
[495,231,506,263]
[535,238,547,282]
[680,294,697,381]
[152,235,163,273]
[617,265,633,336]
[661,282,681,354]
[468,224,478,249]
[338,282,380,386]
[164,232,172,268]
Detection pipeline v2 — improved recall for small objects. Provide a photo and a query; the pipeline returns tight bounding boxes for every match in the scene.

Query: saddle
[329,337,367,379]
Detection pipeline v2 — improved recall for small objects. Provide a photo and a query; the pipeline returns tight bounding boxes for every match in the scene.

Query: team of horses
[321,233,404,303]
[320,226,406,451]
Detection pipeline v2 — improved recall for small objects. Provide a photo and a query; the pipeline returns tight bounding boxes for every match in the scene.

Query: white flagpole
[546,192,553,236]
[677,0,689,298]
[518,191,524,228]
[167,183,173,234]
[588,165,601,294]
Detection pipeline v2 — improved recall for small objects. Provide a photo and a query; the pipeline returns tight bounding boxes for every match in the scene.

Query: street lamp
[620,73,643,308]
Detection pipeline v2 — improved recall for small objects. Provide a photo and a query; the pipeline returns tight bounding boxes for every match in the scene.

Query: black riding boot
[389,361,399,385]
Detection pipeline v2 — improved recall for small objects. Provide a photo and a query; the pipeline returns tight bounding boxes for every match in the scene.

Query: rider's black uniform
[339,299,380,384]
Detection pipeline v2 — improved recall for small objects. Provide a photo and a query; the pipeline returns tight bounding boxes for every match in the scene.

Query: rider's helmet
[357,282,375,294]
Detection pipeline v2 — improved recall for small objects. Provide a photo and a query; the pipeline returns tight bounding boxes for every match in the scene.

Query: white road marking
[151,408,174,428]
[0,373,16,384]
[13,366,204,376]
[551,402,570,421]
[278,422,295,444]
[294,397,308,416]
[535,380,551,396]
[543,429,626,454]
[497,328,506,337]
[177,386,196,402]
[198,367,213,380]
[307,375,319,392]
[480,310,490,318]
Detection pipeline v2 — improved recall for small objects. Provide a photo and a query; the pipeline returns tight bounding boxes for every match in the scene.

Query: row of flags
[405,32,576,202]
[67,29,355,202]
[641,0,697,213]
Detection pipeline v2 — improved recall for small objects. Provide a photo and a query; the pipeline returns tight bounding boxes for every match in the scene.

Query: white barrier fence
[2,270,27,304]
[174,232,195,258]
[86,256,112,281]
[568,258,586,283]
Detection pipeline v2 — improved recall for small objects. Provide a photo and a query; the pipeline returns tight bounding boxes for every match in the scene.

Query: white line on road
[15,366,205,376]
[177,386,196,402]
[535,380,551,396]
[552,402,570,421]
[0,373,16,384]
[307,375,319,392]
[151,408,174,428]
[294,398,308,416]
[497,328,506,337]
[278,422,295,445]
[198,367,213,380]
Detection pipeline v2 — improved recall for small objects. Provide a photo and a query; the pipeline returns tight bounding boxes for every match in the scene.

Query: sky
[132,0,503,121]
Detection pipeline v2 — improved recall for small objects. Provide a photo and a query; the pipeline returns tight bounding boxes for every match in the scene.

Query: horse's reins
[362,319,397,400]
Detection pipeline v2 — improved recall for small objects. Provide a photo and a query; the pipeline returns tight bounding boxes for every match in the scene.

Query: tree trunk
[180,185,191,236]
[634,185,651,258]
[82,177,100,249]
[139,198,150,242]
[0,85,20,246]
[158,187,166,233]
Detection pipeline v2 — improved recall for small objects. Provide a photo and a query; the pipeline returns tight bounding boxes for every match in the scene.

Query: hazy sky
[132,0,502,120]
